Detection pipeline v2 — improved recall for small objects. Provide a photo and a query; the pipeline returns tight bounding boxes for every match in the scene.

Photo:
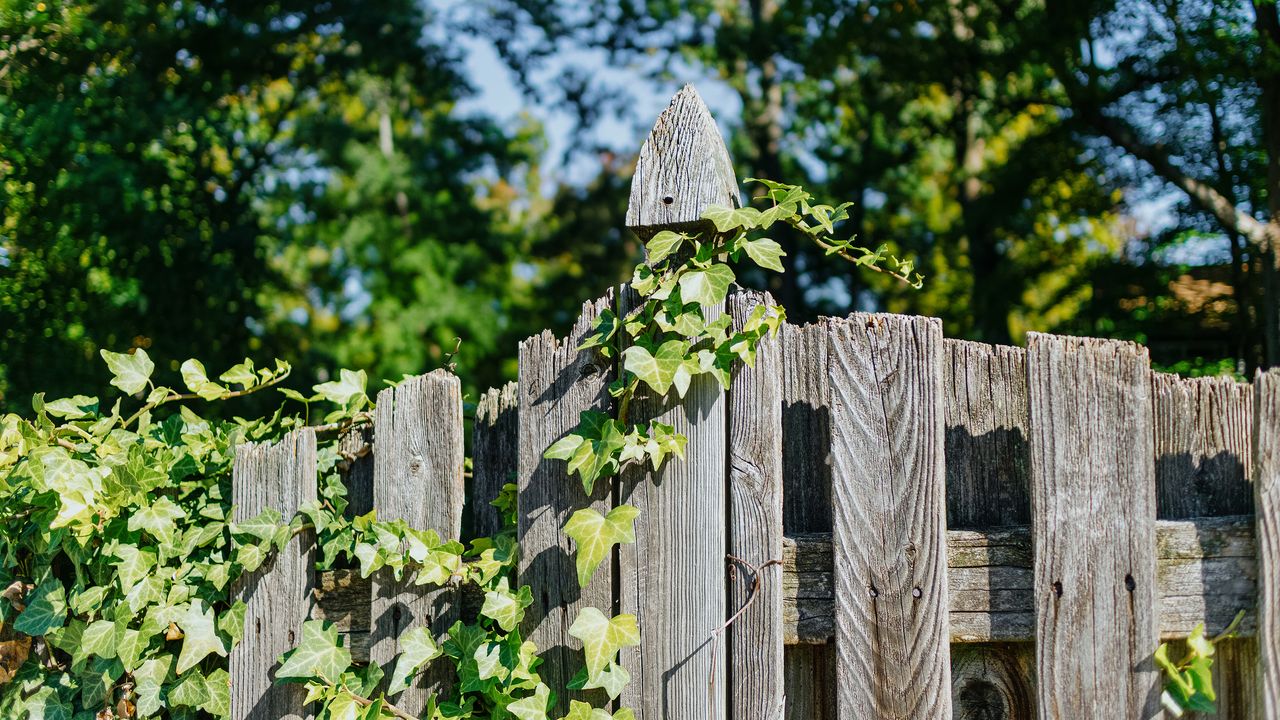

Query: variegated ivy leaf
[581,660,630,701]
[622,339,688,397]
[387,626,442,695]
[175,600,228,674]
[275,620,351,685]
[508,682,552,720]
[544,411,627,494]
[577,308,619,354]
[312,368,368,407]
[741,237,786,273]
[480,577,533,632]
[13,579,66,636]
[676,264,734,307]
[644,230,686,264]
[100,348,154,395]
[561,700,636,720]
[180,359,228,401]
[563,505,639,588]
[701,204,761,233]
[127,496,187,544]
[568,607,639,682]
[218,359,258,389]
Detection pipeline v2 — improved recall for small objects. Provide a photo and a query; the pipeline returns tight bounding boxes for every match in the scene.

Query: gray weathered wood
[1027,333,1159,719]
[776,516,1257,645]
[319,516,1259,662]
[828,313,951,719]
[949,644,1035,720]
[473,381,517,540]
[617,287,727,720]
[1152,370,1260,719]
[944,339,1031,528]
[517,294,615,712]
[625,84,739,240]
[231,429,318,720]
[369,371,465,713]
[779,320,835,720]
[340,425,374,519]
[1256,369,1280,718]
[726,288,784,720]
[1153,372,1255,518]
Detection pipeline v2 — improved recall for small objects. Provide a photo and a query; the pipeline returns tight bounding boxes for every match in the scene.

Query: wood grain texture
[1153,372,1254,519]
[617,287,727,720]
[1026,333,1159,719]
[320,516,1259,661]
[340,425,374,519]
[949,644,1035,720]
[625,84,739,239]
[369,371,465,713]
[472,382,517,540]
[231,430,317,720]
[779,320,836,720]
[726,288,784,720]
[944,340,1030,528]
[1152,371,1260,719]
[516,294,615,713]
[1256,369,1280,719]
[827,313,951,719]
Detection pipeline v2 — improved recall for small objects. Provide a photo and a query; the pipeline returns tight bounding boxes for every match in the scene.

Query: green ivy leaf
[387,626,442,695]
[564,505,639,588]
[742,237,786,272]
[645,230,685,264]
[701,204,760,233]
[480,577,533,632]
[275,620,351,684]
[676,265,734,307]
[219,359,258,388]
[622,340,688,396]
[568,607,639,684]
[14,579,67,636]
[581,660,630,701]
[313,369,367,407]
[176,600,228,674]
[128,496,187,544]
[180,359,227,401]
[508,683,552,720]
[101,348,155,395]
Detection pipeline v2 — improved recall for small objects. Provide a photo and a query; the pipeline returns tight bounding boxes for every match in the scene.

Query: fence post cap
[626,83,740,239]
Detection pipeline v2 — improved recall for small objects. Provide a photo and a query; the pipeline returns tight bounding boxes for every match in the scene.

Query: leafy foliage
[1156,612,1244,716]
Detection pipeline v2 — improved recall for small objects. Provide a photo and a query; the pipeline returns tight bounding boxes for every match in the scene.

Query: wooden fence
[228,86,1280,719]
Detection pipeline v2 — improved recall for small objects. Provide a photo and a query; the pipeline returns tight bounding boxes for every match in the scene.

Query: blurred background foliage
[1,0,1277,410]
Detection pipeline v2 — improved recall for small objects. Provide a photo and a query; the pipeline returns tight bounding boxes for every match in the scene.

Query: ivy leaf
[676,265,734,307]
[581,660,631,701]
[43,395,98,420]
[387,626,442,696]
[176,600,228,674]
[101,348,154,395]
[623,340,688,396]
[508,683,552,720]
[480,577,534,632]
[645,230,685,264]
[275,620,351,684]
[701,205,760,232]
[313,369,367,407]
[742,237,786,272]
[128,496,187,544]
[81,619,117,659]
[202,668,231,716]
[561,700,636,720]
[22,686,70,720]
[168,670,212,708]
[180,359,227,401]
[14,579,66,636]
[219,359,258,388]
[568,607,640,682]
[564,505,640,588]
[133,654,174,717]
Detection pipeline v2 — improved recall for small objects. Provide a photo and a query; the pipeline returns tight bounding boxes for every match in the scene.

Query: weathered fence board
[370,371,465,712]
[726,289,785,720]
[231,429,317,720]
[472,381,517,540]
[949,644,1035,719]
[1257,369,1280,718]
[779,320,837,720]
[828,314,951,719]
[517,294,616,712]
[1154,373,1255,518]
[1027,334,1159,719]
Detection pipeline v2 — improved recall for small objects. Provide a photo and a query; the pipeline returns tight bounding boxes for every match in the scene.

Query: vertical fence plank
[1027,334,1159,719]
[617,285,727,719]
[944,340,1031,528]
[231,429,317,720]
[1257,369,1280,718]
[1153,373,1255,519]
[943,339,1035,720]
[370,370,465,714]
[1152,372,1259,719]
[517,294,615,713]
[726,288,784,720]
[780,320,837,720]
[340,425,374,519]
[828,313,951,719]
[473,381,518,540]
[618,82,736,720]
